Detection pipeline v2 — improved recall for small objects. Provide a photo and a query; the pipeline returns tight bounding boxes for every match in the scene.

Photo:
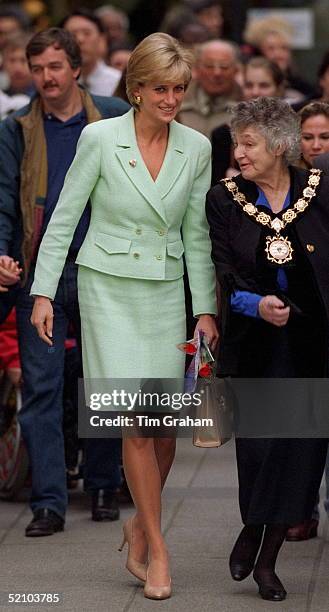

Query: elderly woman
[30,33,218,599]
[206,97,329,601]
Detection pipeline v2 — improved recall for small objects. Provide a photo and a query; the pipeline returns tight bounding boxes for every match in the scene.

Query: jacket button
[133,252,140,259]
[306,244,315,253]
[135,229,142,235]
[157,229,165,236]
[155,255,163,260]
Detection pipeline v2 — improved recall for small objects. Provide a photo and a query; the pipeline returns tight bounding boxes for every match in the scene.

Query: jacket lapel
[115,146,168,223]
[155,121,188,199]
[289,164,309,203]
[234,173,259,203]
[115,109,167,223]
[115,110,187,224]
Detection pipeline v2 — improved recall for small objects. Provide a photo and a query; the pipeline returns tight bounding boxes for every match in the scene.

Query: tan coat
[178,80,242,139]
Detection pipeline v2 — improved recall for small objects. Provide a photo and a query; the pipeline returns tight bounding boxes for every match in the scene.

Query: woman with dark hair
[207,97,329,602]
[284,101,329,542]
[211,57,285,185]
[107,43,133,72]
[299,101,329,168]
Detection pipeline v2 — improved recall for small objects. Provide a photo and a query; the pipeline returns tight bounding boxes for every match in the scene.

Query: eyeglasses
[199,63,234,71]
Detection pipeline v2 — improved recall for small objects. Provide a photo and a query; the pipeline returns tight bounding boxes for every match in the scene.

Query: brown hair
[126,32,193,110]
[26,27,81,70]
[299,101,329,126]
[245,56,285,90]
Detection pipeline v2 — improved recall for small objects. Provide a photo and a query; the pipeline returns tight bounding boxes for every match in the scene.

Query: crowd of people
[0,0,329,604]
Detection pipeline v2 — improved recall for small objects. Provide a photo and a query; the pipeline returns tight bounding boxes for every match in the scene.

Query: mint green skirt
[77,266,186,380]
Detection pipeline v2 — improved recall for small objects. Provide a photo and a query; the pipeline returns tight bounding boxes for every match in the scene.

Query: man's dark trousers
[17,261,121,518]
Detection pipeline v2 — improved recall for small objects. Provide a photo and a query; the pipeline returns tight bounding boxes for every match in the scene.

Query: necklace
[221,169,321,265]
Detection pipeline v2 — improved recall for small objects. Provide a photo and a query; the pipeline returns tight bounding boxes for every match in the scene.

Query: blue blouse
[230,187,290,318]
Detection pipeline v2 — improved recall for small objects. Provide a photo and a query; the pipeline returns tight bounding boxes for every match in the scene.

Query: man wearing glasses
[178,40,242,138]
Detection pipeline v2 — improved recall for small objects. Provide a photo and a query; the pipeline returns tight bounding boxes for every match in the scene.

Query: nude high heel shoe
[118,517,147,582]
[144,566,172,600]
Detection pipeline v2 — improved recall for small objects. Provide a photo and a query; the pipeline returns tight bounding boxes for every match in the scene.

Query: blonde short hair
[244,16,293,49]
[126,32,193,110]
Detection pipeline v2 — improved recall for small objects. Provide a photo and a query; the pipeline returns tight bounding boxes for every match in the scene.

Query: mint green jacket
[31,108,217,316]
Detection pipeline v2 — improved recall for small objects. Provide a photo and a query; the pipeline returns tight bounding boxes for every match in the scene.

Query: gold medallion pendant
[221,169,321,266]
[265,235,293,265]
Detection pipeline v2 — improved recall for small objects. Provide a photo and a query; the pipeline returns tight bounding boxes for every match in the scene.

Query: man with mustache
[0,27,129,536]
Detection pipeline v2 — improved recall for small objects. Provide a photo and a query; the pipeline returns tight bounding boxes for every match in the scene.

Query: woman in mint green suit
[31,33,218,599]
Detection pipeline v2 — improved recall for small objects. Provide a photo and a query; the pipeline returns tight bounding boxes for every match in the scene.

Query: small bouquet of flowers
[177,330,215,394]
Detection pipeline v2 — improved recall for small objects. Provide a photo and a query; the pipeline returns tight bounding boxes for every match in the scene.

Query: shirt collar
[43,108,86,125]
[256,187,290,210]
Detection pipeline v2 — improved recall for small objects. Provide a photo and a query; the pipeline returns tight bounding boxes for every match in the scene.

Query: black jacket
[206,166,329,375]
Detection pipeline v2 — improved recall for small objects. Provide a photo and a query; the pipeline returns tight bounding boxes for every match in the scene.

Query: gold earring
[135,95,141,105]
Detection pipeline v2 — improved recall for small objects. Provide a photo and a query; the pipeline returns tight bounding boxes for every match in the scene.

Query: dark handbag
[193,374,233,448]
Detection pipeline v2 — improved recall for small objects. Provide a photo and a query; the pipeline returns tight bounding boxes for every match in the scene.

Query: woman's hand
[30,296,54,346]
[194,314,219,352]
[258,295,290,327]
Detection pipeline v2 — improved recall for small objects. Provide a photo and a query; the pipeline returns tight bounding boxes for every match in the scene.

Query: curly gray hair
[230,97,301,165]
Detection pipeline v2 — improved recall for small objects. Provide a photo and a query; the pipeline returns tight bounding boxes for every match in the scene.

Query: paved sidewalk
[0,439,328,612]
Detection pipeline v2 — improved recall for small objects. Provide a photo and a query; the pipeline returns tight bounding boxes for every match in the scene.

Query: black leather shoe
[25,509,65,537]
[229,560,254,581]
[229,526,264,581]
[253,570,287,601]
[91,489,120,521]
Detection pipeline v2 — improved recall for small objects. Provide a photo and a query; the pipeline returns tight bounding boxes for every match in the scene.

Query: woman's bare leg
[122,436,173,584]
[128,437,176,565]
[154,437,176,489]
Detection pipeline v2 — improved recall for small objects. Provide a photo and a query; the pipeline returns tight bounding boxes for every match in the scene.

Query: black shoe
[229,559,254,581]
[91,489,120,522]
[253,570,287,601]
[25,509,65,537]
[229,526,264,581]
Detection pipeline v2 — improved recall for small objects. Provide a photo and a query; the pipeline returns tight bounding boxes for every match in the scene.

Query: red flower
[199,363,212,378]
[181,342,197,355]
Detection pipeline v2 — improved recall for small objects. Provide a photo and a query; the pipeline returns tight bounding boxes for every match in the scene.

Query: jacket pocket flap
[166,240,184,259]
[95,232,132,254]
